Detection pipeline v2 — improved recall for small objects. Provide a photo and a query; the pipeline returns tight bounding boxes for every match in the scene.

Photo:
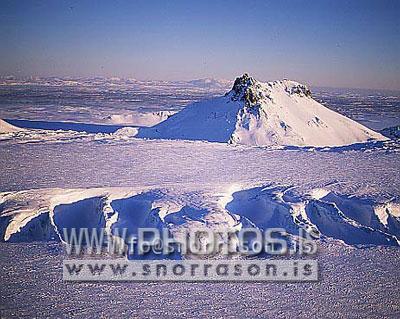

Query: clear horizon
[3,74,400,93]
[1,0,399,90]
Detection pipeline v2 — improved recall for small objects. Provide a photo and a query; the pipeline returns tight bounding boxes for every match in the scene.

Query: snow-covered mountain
[0,119,24,133]
[138,74,387,147]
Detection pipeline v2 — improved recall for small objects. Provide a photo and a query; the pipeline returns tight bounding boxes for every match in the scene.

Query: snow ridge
[0,119,24,133]
[1,186,399,250]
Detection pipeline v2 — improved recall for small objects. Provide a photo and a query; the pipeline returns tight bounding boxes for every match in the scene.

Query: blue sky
[0,0,399,89]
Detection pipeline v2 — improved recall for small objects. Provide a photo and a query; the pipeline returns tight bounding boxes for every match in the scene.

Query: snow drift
[104,111,175,127]
[0,119,24,133]
[138,74,386,147]
[1,186,399,249]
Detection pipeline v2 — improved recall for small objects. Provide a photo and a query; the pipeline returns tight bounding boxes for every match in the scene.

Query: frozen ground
[0,77,400,317]
[1,242,399,318]
[0,133,400,317]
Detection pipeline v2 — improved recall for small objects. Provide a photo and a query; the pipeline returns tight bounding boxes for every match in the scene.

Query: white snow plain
[0,76,400,318]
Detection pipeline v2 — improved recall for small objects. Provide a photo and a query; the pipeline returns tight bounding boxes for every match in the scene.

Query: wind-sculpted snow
[0,119,24,133]
[54,197,107,244]
[225,185,304,235]
[226,186,399,246]
[104,111,176,126]
[6,212,57,242]
[109,191,182,260]
[1,186,399,251]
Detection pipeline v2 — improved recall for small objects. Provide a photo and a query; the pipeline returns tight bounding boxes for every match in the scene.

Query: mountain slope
[0,119,24,133]
[138,74,387,147]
